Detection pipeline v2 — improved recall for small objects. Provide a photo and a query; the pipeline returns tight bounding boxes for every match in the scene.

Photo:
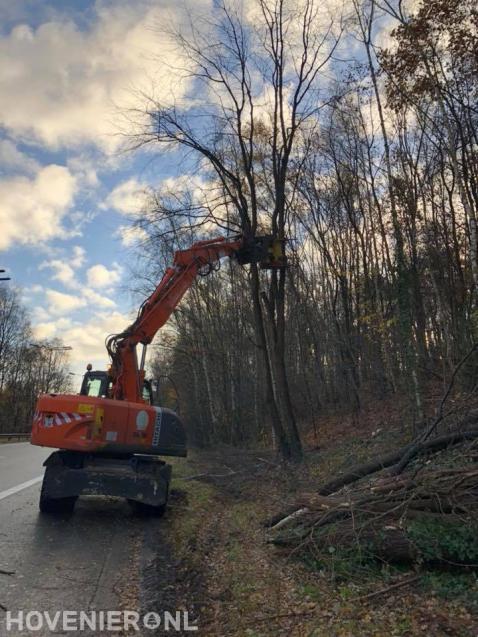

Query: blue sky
[0,0,399,377]
[0,0,211,376]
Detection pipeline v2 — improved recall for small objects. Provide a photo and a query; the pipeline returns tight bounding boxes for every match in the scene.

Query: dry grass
[163,444,478,636]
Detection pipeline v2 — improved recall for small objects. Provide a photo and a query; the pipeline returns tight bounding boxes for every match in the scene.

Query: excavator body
[31,380,187,458]
[30,234,285,514]
[31,372,186,514]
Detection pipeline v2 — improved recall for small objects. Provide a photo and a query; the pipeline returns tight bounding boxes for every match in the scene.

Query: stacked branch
[267,434,478,566]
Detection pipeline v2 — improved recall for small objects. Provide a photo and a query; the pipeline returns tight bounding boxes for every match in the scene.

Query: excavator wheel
[39,479,77,514]
[129,500,167,517]
[128,483,169,517]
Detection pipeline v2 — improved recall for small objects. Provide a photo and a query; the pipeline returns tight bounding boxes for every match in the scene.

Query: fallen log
[318,429,478,496]
[271,506,478,566]
[269,507,309,531]
[262,431,478,529]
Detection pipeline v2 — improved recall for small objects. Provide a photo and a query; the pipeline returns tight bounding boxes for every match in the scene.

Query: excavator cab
[80,369,110,398]
[79,367,155,405]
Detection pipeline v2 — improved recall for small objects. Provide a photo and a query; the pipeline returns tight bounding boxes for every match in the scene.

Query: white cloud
[86,264,121,289]
[0,1,211,150]
[0,164,77,250]
[82,288,117,309]
[105,178,146,216]
[117,224,148,247]
[40,260,78,288]
[46,289,86,315]
[67,154,99,188]
[34,321,57,340]
[0,139,40,175]
[25,284,44,294]
[40,245,87,288]
[45,284,117,315]
[34,316,73,340]
[33,310,132,373]
[34,306,51,322]
[71,246,86,268]
[36,254,118,319]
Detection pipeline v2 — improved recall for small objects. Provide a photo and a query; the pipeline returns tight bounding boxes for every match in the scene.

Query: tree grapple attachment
[235,235,288,269]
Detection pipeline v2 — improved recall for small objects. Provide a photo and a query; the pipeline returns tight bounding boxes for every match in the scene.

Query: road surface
[0,443,157,636]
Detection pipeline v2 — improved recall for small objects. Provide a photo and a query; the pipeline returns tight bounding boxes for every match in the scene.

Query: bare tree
[130,0,342,461]
[127,0,478,455]
[0,287,71,433]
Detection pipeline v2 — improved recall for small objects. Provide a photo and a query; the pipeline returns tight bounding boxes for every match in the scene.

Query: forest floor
[145,407,478,637]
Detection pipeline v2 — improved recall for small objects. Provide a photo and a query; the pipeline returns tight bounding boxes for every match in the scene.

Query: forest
[1,0,477,631]
[125,4,478,623]
[124,0,478,462]
[0,286,71,433]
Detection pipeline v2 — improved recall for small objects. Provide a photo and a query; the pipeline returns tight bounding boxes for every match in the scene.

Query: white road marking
[0,476,43,501]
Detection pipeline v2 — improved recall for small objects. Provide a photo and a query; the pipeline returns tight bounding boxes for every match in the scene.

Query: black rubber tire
[130,500,167,517]
[128,482,169,517]
[39,496,77,514]
[39,481,77,514]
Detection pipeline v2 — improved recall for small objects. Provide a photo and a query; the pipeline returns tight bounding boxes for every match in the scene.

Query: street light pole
[29,344,72,352]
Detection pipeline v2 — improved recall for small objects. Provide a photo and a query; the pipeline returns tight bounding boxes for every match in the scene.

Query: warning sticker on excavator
[78,403,94,414]
[90,407,104,439]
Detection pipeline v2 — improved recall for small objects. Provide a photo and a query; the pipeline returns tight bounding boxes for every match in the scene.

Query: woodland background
[134,0,478,458]
[0,286,71,432]
[1,0,477,458]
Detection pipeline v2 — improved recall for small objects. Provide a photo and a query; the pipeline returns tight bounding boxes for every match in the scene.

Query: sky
[0,0,403,380]
[0,0,212,378]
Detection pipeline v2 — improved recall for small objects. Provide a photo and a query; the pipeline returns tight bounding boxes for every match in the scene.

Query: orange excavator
[31,235,282,514]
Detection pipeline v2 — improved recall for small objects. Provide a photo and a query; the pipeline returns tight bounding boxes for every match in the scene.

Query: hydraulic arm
[105,235,275,403]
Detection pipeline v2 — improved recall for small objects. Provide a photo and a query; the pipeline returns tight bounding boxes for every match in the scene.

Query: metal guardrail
[0,433,30,441]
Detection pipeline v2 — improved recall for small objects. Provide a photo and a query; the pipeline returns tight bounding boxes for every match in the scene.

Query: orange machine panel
[31,393,186,457]
[32,394,131,453]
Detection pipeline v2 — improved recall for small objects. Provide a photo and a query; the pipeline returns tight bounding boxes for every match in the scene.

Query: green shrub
[421,572,478,608]
[407,517,478,564]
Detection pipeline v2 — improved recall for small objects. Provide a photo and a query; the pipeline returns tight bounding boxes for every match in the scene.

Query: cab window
[142,384,153,404]
[86,377,102,397]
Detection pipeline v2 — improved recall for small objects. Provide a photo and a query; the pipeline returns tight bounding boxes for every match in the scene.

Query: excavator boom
[105,235,274,403]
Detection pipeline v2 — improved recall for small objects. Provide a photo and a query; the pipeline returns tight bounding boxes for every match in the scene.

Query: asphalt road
[0,443,149,637]
[0,442,49,495]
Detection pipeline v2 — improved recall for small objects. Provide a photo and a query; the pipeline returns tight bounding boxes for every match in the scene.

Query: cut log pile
[266,429,478,566]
